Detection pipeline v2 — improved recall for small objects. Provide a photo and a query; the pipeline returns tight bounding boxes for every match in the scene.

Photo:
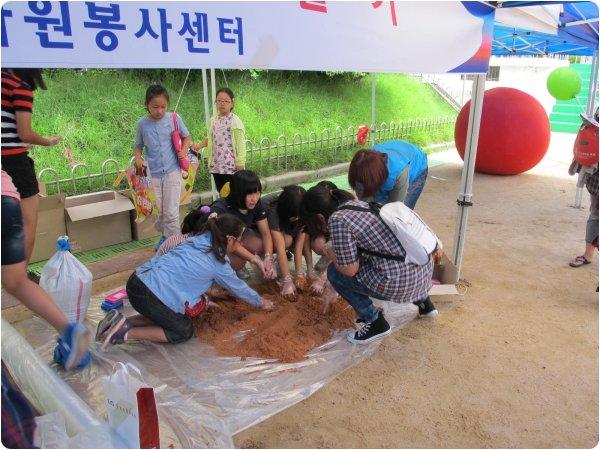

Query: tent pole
[202,69,218,200]
[586,50,598,116]
[452,73,486,279]
[371,72,376,145]
[210,68,217,116]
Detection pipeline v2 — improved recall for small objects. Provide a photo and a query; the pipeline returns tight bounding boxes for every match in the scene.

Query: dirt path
[234,133,599,448]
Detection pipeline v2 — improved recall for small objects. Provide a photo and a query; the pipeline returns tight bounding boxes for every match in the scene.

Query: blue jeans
[405,168,428,210]
[1,196,26,265]
[327,264,384,322]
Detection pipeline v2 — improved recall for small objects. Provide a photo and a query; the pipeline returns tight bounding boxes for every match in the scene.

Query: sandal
[569,255,591,268]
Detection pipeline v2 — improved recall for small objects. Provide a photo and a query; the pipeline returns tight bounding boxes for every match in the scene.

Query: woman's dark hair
[145,84,169,105]
[348,149,389,198]
[299,185,354,239]
[11,69,46,90]
[315,180,338,192]
[227,170,262,209]
[216,87,235,110]
[191,211,244,262]
[181,209,207,235]
[277,185,306,235]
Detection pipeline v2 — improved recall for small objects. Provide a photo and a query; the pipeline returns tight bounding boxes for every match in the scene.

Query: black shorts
[1,196,26,265]
[1,154,39,199]
[126,272,194,344]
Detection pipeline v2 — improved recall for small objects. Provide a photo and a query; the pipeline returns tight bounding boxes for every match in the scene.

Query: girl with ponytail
[155,205,213,256]
[96,211,274,350]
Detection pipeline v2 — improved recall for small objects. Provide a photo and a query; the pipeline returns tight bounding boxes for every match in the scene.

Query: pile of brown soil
[193,282,357,362]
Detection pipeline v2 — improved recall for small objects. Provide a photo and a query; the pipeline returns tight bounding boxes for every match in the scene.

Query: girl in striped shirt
[1,69,61,262]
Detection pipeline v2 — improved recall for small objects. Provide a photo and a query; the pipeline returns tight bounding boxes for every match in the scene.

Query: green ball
[547,67,582,100]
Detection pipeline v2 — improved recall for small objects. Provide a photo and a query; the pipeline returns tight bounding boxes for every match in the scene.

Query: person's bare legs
[20,195,38,263]
[126,314,157,327]
[230,231,264,270]
[583,242,596,261]
[2,262,68,333]
[126,326,169,343]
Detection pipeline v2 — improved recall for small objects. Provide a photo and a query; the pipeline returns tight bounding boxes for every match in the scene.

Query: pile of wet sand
[194,282,356,362]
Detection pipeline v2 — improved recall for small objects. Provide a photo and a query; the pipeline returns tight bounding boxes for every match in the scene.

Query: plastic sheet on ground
[12,291,418,448]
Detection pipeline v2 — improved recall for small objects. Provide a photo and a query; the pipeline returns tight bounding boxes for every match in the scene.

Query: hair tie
[208,212,218,220]
[200,205,211,214]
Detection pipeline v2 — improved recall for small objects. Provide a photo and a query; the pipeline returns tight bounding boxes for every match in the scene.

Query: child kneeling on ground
[300,184,438,345]
[96,212,274,350]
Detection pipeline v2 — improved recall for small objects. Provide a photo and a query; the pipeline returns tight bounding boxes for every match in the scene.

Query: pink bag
[172,113,189,171]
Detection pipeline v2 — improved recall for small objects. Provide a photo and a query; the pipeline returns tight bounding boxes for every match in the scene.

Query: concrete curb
[189,162,351,206]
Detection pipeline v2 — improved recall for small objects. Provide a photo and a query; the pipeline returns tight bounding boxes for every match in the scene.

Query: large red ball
[454,87,551,175]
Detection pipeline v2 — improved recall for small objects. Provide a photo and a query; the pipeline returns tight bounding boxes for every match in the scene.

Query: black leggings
[126,273,194,344]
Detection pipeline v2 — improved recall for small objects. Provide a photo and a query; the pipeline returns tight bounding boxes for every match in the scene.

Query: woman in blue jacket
[348,140,428,209]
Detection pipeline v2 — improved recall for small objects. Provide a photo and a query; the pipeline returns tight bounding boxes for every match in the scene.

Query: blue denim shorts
[1,196,26,265]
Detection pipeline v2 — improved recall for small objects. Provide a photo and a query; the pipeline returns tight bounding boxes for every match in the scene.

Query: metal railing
[38,116,455,196]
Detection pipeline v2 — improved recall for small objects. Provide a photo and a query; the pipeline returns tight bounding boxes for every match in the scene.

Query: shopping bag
[102,363,160,448]
[114,162,159,224]
[40,236,92,323]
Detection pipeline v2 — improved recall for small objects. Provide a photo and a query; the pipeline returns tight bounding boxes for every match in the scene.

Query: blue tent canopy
[491,1,598,56]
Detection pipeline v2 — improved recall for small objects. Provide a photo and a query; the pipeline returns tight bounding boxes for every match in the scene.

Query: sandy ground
[233,132,599,448]
[4,133,597,448]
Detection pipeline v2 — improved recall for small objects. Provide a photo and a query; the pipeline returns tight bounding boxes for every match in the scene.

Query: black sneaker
[413,297,439,318]
[347,311,391,344]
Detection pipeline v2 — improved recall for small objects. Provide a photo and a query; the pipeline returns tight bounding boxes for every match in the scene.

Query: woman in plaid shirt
[300,184,437,344]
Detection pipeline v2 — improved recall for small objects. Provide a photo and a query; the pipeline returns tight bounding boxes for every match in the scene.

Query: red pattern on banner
[299,1,327,13]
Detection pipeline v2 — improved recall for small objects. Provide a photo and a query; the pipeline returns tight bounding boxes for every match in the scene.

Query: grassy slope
[30,69,456,179]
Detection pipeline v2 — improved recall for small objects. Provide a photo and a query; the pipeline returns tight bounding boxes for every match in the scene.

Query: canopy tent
[492,1,598,55]
[492,24,596,55]
[495,1,599,46]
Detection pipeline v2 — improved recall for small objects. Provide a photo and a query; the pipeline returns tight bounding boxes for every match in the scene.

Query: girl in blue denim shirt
[133,84,192,248]
[97,212,274,349]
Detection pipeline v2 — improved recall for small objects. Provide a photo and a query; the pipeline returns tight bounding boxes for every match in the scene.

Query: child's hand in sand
[281,275,297,298]
[321,280,338,314]
[262,254,277,280]
[295,273,309,291]
[310,271,328,295]
[259,297,275,311]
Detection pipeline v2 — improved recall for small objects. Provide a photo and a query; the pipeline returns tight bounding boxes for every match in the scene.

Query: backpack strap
[338,203,406,262]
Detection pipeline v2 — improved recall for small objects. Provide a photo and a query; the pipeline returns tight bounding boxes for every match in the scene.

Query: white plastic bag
[102,363,160,449]
[40,236,92,323]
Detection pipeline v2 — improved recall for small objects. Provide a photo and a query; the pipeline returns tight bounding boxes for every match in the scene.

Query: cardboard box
[64,191,134,252]
[30,194,67,263]
[429,253,459,296]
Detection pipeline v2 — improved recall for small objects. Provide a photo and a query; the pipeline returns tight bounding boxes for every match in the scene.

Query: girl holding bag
[133,84,192,248]
[97,211,274,350]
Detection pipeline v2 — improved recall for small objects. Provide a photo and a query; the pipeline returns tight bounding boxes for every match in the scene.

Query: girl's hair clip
[200,205,211,214]
[208,212,218,220]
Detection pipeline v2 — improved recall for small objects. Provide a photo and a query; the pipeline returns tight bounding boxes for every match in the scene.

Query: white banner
[1,1,494,73]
